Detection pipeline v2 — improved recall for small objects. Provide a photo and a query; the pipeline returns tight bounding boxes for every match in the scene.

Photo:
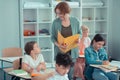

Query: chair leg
[4,72,6,80]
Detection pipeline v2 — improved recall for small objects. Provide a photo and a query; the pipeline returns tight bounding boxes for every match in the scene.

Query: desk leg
[3,72,6,80]
[1,61,6,80]
[117,72,119,80]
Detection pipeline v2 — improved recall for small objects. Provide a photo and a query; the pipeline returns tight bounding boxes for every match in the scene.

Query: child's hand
[22,63,34,73]
[36,62,46,72]
[102,60,109,65]
[46,71,55,78]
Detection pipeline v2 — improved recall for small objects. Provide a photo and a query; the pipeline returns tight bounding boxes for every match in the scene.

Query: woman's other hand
[55,42,67,50]
[59,43,67,49]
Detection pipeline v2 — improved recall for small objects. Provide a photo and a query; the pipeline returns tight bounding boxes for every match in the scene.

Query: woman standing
[51,1,81,59]
[51,2,81,80]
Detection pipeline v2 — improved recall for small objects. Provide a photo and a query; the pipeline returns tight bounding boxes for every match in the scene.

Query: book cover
[57,31,79,53]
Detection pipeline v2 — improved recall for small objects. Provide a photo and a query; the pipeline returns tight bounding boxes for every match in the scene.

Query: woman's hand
[75,38,79,44]
[59,43,67,50]
[55,42,67,50]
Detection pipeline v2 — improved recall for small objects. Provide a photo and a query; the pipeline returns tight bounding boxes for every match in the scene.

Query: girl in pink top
[79,25,91,56]
[74,25,91,80]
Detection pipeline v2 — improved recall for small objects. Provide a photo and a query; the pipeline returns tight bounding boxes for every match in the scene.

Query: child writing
[84,34,117,80]
[32,53,72,80]
[22,41,46,73]
[74,25,91,80]
[48,53,72,80]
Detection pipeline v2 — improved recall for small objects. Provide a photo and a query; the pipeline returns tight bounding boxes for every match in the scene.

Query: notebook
[11,69,28,76]
[57,31,79,53]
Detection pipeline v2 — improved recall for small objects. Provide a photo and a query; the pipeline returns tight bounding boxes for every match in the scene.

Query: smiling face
[81,25,89,37]
[54,2,71,21]
[56,64,70,76]
[55,9,68,21]
[93,40,105,50]
[82,30,89,37]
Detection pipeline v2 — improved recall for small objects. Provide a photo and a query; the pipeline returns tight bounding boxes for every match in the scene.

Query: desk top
[0,56,22,63]
[8,71,31,79]
[8,68,55,79]
[91,61,120,72]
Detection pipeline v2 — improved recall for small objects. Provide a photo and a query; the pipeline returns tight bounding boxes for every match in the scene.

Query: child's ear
[55,64,58,68]
[55,64,57,67]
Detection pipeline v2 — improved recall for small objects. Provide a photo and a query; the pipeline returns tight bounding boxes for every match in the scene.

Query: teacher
[51,1,81,59]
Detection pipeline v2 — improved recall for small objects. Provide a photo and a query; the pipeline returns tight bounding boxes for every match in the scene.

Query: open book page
[110,60,120,68]
[91,64,118,72]
[11,69,28,76]
[99,65,118,72]
[57,31,79,53]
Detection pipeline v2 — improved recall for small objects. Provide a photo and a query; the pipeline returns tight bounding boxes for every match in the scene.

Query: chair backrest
[2,47,22,57]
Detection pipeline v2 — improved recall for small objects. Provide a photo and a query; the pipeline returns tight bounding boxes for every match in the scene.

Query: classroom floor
[0,69,11,80]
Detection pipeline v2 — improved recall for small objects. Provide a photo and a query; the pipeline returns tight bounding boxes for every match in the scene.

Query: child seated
[22,41,46,73]
[32,53,72,80]
[48,53,72,80]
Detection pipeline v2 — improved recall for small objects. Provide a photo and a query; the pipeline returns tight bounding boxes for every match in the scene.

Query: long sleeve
[85,49,102,65]
[85,46,109,65]
[51,20,57,43]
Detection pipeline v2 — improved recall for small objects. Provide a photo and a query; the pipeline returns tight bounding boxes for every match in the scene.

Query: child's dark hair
[56,53,72,67]
[91,34,106,46]
[24,41,37,55]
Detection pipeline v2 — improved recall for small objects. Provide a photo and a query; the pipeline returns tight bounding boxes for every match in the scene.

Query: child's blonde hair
[81,25,89,32]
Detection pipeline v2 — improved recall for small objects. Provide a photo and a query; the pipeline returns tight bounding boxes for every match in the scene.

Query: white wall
[0,0,20,57]
[110,0,120,60]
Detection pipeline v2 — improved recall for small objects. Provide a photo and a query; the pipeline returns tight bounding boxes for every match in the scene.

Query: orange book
[31,73,41,77]
[57,31,79,53]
